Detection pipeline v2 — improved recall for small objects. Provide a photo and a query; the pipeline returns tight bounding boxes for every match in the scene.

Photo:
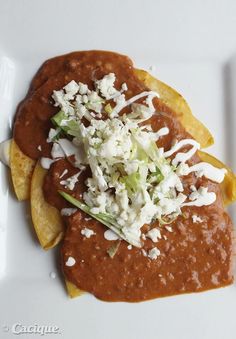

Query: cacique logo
[2,323,61,336]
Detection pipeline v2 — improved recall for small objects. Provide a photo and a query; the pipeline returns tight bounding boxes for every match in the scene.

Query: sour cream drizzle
[188,162,226,183]
[182,190,216,207]
[164,139,226,184]
[164,139,200,166]
[152,127,169,141]
[111,91,159,117]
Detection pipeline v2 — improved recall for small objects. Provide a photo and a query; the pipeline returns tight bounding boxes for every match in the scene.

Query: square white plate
[0,1,236,339]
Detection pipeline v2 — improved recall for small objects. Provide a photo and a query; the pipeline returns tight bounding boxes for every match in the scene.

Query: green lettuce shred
[59,191,142,247]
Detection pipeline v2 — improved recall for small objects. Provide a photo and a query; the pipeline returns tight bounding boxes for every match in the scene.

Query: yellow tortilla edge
[65,280,84,298]
[198,151,236,206]
[134,69,214,149]
[10,139,36,201]
[30,160,64,250]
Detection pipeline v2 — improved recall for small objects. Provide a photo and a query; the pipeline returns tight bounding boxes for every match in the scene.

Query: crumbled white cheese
[148,247,161,260]
[65,256,76,267]
[81,228,95,238]
[158,193,187,215]
[142,249,147,257]
[127,245,132,250]
[157,172,184,195]
[176,162,190,176]
[40,157,56,169]
[64,80,79,100]
[146,228,161,242]
[78,82,89,95]
[82,94,88,104]
[51,142,65,159]
[37,145,42,151]
[121,83,128,91]
[60,171,82,190]
[61,208,77,216]
[95,73,120,99]
[52,90,65,107]
[86,91,103,113]
[49,74,226,248]
[104,229,120,241]
[75,102,90,119]
[52,90,75,115]
[124,160,139,175]
[83,95,89,103]
[165,226,173,232]
[113,93,126,108]
[192,215,203,223]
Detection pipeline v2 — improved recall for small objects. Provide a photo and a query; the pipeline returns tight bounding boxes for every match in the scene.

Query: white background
[0,1,236,339]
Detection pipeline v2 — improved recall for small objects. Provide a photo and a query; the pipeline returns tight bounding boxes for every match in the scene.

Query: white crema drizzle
[164,139,200,166]
[188,162,226,183]
[111,91,159,117]
[163,139,227,207]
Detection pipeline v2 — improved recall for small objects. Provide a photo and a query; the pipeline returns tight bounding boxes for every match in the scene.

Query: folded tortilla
[30,161,64,250]
[10,139,35,201]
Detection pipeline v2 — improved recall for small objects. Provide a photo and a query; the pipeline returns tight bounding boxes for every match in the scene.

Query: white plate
[0,1,236,339]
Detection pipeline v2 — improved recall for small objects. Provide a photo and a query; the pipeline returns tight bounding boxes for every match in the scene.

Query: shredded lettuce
[48,75,212,249]
[107,241,121,258]
[51,110,81,136]
[51,128,63,141]
[130,139,149,163]
[59,191,142,247]
[120,172,141,194]
[147,168,164,184]
[51,110,68,130]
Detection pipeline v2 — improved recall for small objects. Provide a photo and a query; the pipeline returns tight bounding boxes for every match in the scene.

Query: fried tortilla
[30,161,64,249]
[10,139,35,201]
[10,51,236,301]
